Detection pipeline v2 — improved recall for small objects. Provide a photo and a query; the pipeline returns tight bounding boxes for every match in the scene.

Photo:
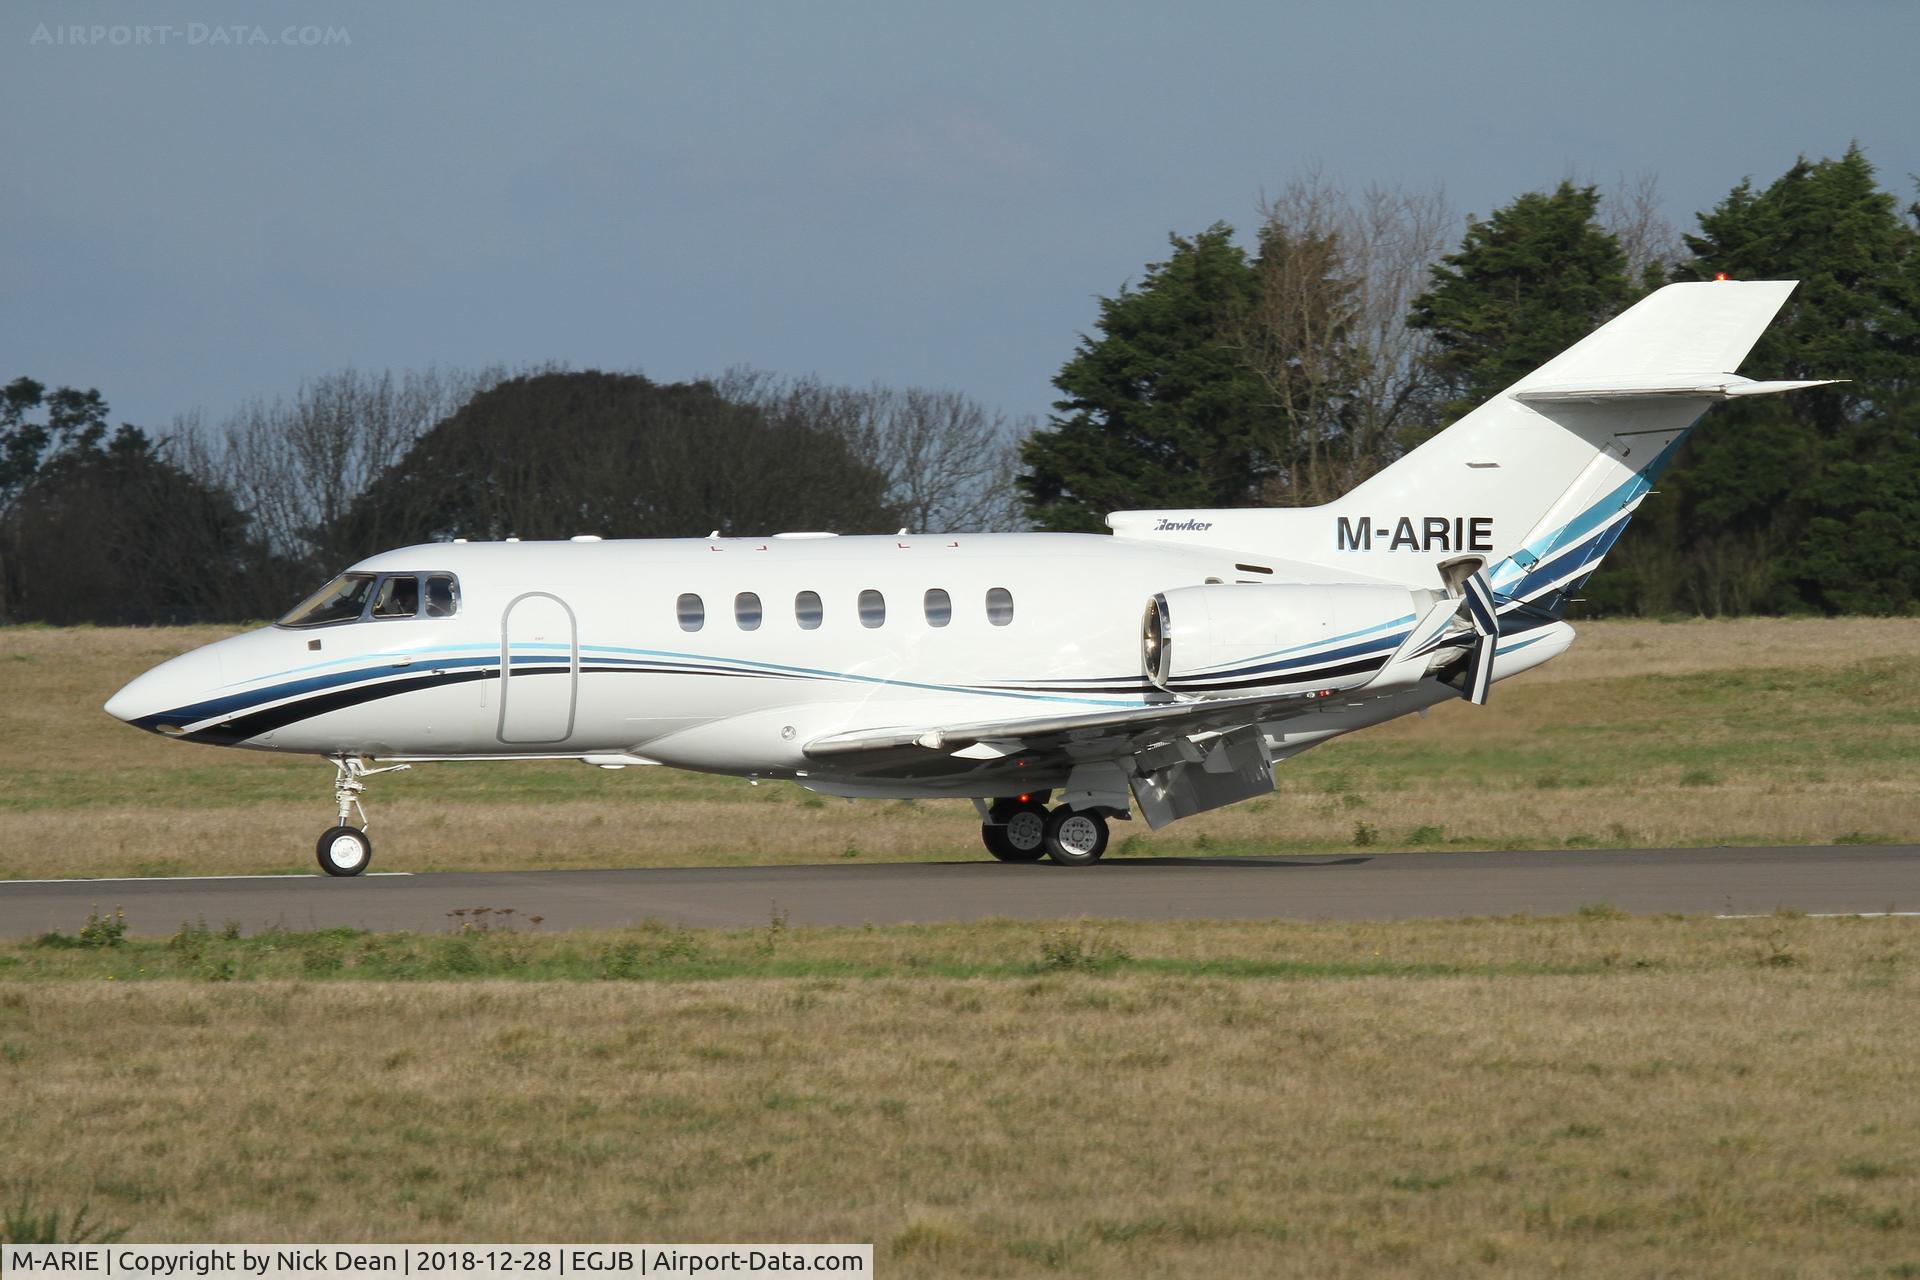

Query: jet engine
[1142,583,1442,697]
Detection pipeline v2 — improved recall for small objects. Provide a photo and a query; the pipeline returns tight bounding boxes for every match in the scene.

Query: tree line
[0,368,1025,624]
[3,144,1914,625]
[1022,145,1920,614]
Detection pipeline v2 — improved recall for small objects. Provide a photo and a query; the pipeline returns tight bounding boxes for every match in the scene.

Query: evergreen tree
[1632,146,1920,614]
[1407,182,1631,433]
[1019,225,1268,531]
[0,379,254,624]
[342,371,901,552]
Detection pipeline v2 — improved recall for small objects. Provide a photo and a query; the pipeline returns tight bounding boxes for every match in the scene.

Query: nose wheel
[317,825,373,876]
[318,756,409,877]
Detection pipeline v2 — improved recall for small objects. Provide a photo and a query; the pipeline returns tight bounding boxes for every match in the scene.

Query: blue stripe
[1501,519,1625,601]
[219,641,507,689]
[159,649,1152,729]
[575,644,1148,708]
[1494,634,1549,657]
[160,655,501,726]
[1221,611,1418,665]
[1191,630,1410,680]
[1489,433,1689,597]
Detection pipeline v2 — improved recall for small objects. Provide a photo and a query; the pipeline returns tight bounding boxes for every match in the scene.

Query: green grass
[6,920,1605,984]
[0,910,1887,987]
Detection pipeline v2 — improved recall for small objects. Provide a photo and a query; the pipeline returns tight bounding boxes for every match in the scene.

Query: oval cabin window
[858,589,886,628]
[985,587,1014,626]
[924,588,951,627]
[676,593,704,632]
[795,590,823,630]
[735,592,762,631]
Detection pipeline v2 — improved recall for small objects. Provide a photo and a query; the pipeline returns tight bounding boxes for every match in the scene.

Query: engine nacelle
[1143,583,1437,697]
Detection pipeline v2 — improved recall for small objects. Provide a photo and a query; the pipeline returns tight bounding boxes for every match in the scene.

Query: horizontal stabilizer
[1515,374,1842,404]
[1513,279,1799,390]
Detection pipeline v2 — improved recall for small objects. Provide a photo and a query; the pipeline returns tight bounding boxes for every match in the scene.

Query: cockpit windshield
[278,571,460,627]
[280,573,378,627]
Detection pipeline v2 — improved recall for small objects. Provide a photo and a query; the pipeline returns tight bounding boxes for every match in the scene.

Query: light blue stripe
[1221,611,1418,666]
[196,644,1147,722]
[1489,433,1690,595]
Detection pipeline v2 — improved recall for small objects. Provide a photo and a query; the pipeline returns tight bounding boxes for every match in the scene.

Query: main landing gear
[979,793,1112,867]
[316,756,410,877]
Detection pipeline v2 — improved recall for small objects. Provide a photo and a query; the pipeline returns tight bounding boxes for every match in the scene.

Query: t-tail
[1110,279,1837,622]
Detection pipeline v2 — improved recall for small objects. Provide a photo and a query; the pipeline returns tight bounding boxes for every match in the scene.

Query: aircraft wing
[802,689,1324,770]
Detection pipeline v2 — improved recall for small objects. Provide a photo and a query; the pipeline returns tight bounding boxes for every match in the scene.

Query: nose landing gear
[317,756,410,877]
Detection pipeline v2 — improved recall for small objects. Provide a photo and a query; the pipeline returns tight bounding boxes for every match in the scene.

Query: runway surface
[1,845,1915,937]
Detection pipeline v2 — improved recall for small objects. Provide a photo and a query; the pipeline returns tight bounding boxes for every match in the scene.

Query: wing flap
[802,689,1327,766]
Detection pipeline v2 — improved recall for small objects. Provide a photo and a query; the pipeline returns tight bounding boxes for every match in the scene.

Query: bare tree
[717,370,1030,532]
[1604,171,1682,290]
[1233,175,1452,502]
[1345,182,1453,463]
[179,364,531,553]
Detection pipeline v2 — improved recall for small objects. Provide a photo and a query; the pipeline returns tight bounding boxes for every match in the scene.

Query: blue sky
[4,0,1916,435]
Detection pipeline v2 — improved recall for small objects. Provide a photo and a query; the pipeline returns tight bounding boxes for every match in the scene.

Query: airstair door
[498,593,578,744]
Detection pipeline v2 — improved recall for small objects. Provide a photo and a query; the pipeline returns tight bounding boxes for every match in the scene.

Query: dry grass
[5,618,1919,878]
[1,914,1916,1276]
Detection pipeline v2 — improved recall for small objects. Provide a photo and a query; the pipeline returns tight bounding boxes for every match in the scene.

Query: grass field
[3,618,1917,879]
[8,627,1918,1273]
[2,912,1917,1276]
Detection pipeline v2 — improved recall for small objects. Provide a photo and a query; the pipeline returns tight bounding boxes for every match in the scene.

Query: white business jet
[105,281,1831,875]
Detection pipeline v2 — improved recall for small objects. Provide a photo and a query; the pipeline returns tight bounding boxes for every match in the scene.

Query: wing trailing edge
[1514,374,1842,404]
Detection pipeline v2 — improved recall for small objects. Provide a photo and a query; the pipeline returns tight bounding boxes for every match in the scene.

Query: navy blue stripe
[157,655,499,726]
[1167,654,1388,693]
[171,670,495,745]
[1506,518,1628,600]
[1192,633,1406,682]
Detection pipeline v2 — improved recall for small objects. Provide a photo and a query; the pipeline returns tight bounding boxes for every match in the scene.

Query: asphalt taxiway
[1,845,1914,936]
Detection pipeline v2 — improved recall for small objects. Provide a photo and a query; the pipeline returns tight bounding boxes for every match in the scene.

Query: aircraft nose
[103,682,140,723]
[104,644,227,729]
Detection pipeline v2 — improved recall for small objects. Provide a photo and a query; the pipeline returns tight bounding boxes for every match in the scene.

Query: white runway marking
[1,873,414,885]
[1716,911,1919,919]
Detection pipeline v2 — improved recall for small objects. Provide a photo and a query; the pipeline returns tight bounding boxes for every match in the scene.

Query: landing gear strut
[317,756,410,877]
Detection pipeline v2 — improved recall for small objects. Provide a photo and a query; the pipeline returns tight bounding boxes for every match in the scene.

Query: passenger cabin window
[279,573,378,627]
[677,593,705,632]
[795,590,823,630]
[371,575,419,619]
[986,587,1014,626]
[858,589,886,628]
[924,588,951,627]
[735,592,762,631]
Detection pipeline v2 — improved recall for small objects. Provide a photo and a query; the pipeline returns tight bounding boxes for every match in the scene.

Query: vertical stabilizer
[1109,280,1826,615]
